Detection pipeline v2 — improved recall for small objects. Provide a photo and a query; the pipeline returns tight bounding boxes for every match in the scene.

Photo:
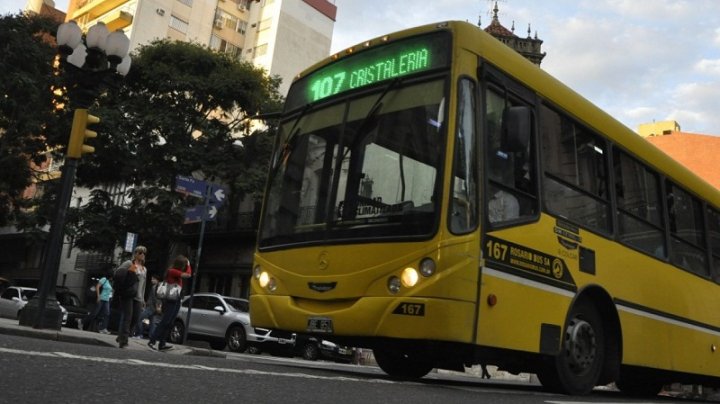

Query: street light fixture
[19,21,132,330]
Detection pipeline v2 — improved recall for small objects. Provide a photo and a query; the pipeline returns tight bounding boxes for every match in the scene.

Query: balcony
[70,0,131,23]
[101,9,133,32]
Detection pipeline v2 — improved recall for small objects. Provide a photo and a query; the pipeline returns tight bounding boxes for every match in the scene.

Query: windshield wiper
[271,103,314,172]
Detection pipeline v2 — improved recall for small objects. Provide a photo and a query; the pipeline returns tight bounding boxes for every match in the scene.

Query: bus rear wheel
[373,348,434,380]
[538,300,605,395]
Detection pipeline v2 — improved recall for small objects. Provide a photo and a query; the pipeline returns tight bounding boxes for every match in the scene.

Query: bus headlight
[268,277,278,292]
[401,267,419,287]
[419,258,436,277]
[387,276,401,294]
[253,265,262,280]
[258,271,270,288]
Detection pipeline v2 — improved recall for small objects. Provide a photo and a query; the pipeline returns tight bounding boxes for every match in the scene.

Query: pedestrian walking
[148,255,192,351]
[114,246,145,348]
[83,270,113,333]
[133,274,161,338]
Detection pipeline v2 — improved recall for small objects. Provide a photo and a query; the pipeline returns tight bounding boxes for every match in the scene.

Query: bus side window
[613,148,665,258]
[666,182,708,276]
[707,207,720,282]
[540,103,610,233]
[486,89,537,225]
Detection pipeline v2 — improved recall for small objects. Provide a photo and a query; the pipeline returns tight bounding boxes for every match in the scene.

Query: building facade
[480,1,545,66]
[1,0,336,302]
[65,0,336,95]
[641,121,720,190]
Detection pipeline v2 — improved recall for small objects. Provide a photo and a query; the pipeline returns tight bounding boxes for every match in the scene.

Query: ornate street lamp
[19,21,131,330]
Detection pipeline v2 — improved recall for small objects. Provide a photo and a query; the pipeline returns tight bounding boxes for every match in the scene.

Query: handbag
[156,281,182,301]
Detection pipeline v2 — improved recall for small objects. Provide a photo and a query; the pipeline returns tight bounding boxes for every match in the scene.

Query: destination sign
[285,31,451,111]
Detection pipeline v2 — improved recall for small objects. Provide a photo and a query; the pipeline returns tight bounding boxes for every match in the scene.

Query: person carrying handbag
[148,255,192,351]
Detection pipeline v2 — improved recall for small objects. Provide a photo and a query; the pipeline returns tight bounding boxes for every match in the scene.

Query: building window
[169,15,189,34]
[210,35,242,60]
[258,18,271,31]
[177,0,192,7]
[255,43,268,56]
[237,20,248,35]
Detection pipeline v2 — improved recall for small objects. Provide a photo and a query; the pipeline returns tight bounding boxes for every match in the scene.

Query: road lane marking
[1,347,397,384]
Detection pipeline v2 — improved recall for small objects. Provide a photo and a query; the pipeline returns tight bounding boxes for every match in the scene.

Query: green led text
[309,47,430,102]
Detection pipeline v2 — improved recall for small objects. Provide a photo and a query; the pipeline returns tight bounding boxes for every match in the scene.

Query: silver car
[169,293,290,352]
[0,286,68,325]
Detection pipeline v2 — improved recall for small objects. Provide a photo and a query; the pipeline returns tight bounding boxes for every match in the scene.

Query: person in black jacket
[113,246,145,348]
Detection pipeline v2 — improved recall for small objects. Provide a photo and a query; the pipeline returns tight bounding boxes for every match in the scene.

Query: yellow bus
[249,21,720,395]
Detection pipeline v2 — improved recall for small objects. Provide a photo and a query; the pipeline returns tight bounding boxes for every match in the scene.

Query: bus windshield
[259,78,447,248]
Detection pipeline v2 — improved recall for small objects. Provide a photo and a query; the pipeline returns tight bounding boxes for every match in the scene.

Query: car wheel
[373,347,434,379]
[301,343,320,361]
[169,321,185,344]
[226,325,247,352]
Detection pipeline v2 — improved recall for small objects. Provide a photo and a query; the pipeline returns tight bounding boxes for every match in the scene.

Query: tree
[0,13,68,227]
[68,40,283,266]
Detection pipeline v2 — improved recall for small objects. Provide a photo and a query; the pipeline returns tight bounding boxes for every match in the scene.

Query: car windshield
[259,79,446,248]
[57,292,80,307]
[21,289,36,300]
[224,298,249,313]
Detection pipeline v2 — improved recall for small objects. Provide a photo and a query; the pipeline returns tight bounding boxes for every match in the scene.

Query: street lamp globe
[105,31,131,67]
[116,56,132,77]
[56,20,82,55]
[85,21,109,50]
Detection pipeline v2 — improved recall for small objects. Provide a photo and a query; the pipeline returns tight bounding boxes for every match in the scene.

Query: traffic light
[67,108,100,158]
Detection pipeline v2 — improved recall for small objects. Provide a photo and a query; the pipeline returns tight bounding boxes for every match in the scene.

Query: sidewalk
[0,316,217,356]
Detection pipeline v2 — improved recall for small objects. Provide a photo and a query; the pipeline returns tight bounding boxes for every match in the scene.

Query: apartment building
[65,0,337,94]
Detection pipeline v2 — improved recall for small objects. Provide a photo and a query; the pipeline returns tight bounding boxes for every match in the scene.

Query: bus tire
[373,347,434,380]
[538,300,605,395]
[616,370,663,397]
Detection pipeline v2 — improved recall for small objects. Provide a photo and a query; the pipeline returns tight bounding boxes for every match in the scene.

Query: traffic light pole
[19,157,79,329]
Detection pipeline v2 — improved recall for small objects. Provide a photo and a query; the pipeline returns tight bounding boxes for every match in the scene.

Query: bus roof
[293,21,720,209]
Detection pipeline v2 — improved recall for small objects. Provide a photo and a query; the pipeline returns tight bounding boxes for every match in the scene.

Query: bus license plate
[307,317,333,333]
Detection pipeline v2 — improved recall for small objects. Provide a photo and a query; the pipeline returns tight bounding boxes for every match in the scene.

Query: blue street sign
[175,175,207,199]
[210,184,228,205]
[184,205,218,224]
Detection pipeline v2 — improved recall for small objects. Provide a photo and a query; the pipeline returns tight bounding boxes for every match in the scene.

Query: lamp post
[18,21,131,330]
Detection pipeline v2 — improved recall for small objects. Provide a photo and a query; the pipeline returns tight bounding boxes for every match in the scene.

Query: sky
[2,0,719,135]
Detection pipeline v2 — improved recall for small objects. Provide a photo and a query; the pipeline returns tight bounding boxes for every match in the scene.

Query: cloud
[666,81,720,135]
[696,59,720,76]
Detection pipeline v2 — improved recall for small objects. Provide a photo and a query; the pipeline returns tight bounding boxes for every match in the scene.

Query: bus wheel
[538,300,605,395]
[616,370,663,397]
[374,348,434,379]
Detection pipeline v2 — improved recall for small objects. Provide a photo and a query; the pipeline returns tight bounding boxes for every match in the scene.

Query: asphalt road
[1,333,710,404]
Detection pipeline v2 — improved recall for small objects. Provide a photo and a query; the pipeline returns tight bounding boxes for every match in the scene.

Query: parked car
[56,287,90,329]
[0,277,11,295]
[169,293,291,352]
[293,334,355,363]
[0,286,68,325]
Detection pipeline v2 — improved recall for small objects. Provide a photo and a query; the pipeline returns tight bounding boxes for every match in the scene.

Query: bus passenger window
[707,207,720,282]
[485,89,537,225]
[540,104,610,233]
[613,149,664,257]
[666,183,707,275]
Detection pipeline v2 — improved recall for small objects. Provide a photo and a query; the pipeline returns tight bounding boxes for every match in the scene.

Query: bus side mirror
[502,106,531,153]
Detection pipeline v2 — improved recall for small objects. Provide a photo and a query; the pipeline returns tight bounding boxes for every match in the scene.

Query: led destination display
[285,32,450,110]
